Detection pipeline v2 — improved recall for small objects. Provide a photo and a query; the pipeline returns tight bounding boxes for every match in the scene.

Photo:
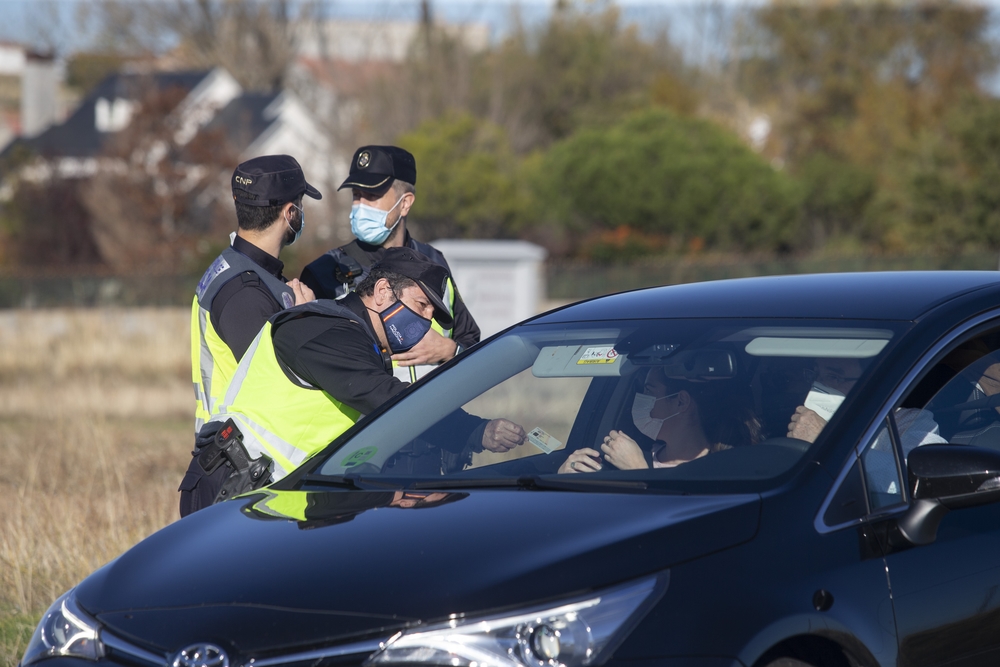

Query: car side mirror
[896,445,1000,545]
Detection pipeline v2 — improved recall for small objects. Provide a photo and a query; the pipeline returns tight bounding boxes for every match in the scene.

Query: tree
[356,0,695,155]
[874,94,1000,254]
[77,82,238,272]
[80,0,304,91]
[476,0,693,152]
[0,80,241,273]
[741,1,996,168]
[537,108,800,258]
[733,1,997,252]
[397,113,531,241]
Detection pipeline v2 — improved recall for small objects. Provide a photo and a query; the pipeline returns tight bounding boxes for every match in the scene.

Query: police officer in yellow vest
[300,146,480,385]
[179,248,526,517]
[191,155,319,433]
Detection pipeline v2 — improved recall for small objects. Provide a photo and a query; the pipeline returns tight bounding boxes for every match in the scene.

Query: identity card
[527,427,562,454]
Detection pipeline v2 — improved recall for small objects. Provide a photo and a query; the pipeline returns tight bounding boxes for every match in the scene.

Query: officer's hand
[288,279,315,306]
[392,329,458,366]
[482,419,526,453]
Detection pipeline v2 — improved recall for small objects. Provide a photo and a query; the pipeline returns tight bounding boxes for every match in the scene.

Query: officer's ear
[279,201,296,225]
[373,278,395,308]
[398,192,415,218]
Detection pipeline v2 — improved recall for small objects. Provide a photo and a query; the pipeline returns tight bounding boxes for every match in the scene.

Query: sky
[0,0,998,91]
[0,0,752,55]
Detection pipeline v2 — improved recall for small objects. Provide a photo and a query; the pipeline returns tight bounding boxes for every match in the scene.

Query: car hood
[77,488,759,655]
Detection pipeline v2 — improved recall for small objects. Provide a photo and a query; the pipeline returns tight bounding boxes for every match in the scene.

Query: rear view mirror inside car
[658,349,737,379]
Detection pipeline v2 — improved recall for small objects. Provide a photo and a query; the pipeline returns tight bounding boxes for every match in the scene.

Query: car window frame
[293,317,910,491]
[815,307,1000,533]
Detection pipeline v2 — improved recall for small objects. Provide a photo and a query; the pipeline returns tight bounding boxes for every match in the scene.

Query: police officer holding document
[299,145,480,383]
[190,155,319,432]
[178,247,526,517]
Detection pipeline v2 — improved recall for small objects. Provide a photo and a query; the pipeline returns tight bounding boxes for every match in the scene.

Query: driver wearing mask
[560,366,762,473]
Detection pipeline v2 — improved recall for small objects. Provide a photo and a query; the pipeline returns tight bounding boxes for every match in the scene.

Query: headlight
[365,574,666,667]
[21,590,104,665]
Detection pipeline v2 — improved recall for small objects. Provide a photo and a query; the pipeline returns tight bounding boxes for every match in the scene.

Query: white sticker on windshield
[577,346,619,365]
[527,427,562,454]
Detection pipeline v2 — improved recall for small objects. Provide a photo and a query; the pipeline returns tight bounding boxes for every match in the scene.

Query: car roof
[533,271,1000,323]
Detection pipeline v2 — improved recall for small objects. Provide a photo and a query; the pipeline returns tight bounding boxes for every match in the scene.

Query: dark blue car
[23,272,1000,667]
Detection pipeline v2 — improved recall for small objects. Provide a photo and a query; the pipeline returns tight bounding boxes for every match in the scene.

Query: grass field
[0,308,192,667]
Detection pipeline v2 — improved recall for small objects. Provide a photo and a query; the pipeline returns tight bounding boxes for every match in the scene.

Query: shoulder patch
[196,256,231,299]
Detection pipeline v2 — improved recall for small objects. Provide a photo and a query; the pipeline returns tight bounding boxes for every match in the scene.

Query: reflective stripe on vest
[211,302,367,480]
[191,245,294,432]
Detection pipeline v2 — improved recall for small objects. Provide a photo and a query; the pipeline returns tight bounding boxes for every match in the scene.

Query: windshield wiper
[298,474,399,490]
[410,475,647,492]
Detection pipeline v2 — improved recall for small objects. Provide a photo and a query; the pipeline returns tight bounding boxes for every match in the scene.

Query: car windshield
[303,318,907,494]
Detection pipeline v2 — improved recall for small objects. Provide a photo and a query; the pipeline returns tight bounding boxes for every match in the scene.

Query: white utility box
[430,240,548,339]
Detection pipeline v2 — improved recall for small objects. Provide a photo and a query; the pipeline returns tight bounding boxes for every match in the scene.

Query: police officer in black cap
[299,145,480,384]
[190,154,321,432]
[179,247,525,516]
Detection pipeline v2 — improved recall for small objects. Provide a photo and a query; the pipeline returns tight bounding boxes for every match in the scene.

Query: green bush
[537,108,801,255]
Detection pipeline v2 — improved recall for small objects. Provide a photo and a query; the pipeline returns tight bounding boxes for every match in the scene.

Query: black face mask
[377,301,432,353]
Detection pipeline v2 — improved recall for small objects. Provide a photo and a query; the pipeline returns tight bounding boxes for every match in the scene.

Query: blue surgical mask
[350,196,404,245]
[286,204,304,245]
[377,301,431,354]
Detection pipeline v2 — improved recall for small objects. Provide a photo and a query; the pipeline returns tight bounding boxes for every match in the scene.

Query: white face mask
[631,392,680,441]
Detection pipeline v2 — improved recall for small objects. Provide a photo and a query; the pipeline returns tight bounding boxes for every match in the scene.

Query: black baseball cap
[338,145,417,191]
[374,247,453,328]
[232,155,322,207]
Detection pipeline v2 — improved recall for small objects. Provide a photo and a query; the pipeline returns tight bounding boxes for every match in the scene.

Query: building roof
[200,91,283,150]
[1,69,213,160]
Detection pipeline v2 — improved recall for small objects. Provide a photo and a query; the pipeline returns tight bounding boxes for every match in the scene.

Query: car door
[865,325,1000,667]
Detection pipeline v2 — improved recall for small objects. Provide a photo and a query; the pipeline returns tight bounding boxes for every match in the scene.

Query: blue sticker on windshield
[341,447,377,467]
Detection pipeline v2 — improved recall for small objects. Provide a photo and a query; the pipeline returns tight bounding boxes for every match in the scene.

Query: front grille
[99,629,382,667]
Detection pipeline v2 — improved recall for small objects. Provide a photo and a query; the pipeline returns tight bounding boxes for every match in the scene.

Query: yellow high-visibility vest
[210,301,374,480]
[191,245,294,432]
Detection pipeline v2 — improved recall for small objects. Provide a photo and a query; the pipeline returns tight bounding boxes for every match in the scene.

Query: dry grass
[0,303,577,665]
[0,308,192,666]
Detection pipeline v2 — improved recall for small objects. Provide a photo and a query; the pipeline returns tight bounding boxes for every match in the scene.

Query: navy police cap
[339,145,417,191]
[232,155,322,207]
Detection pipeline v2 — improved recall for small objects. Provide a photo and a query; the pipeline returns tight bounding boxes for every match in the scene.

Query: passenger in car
[786,357,863,443]
[559,366,762,473]
[788,357,945,453]
[944,361,1000,448]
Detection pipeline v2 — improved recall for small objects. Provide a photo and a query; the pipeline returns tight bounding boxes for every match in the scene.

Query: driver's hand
[600,430,647,470]
[788,406,827,443]
[482,419,526,453]
[559,448,603,474]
